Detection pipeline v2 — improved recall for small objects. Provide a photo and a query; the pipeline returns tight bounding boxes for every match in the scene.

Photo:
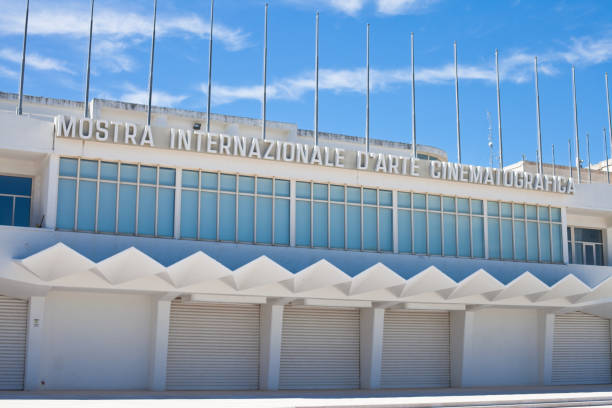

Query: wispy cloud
[0,48,72,73]
[282,0,439,16]
[120,84,187,107]
[376,0,441,15]
[0,64,18,79]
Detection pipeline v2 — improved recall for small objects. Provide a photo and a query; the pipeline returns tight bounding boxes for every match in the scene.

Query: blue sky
[1,0,612,168]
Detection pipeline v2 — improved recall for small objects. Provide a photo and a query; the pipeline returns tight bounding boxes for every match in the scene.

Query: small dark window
[0,175,32,227]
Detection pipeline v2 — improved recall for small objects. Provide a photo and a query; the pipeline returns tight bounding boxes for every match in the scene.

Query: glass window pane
[488,219,500,259]
[347,187,361,203]
[539,223,551,262]
[575,228,602,243]
[458,215,470,257]
[296,182,311,199]
[398,192,411,208]
[514,221,526,261]
[398,209,412,253]
[256,196,272,244]
[202,172,218,190]
[330,203,345,249]
[79,160,98,179]
[220,174,236,192]
[59,158,78,177]
[487,201,499,217]
[120,164,138,182]
[199,191,217,240]
[567,227,572,240]
[257,178,273,195]
[428,195,441,211]
[472,217,485,258]
[363,188,377,205]
[117,184,136,234]
[140,166,156,185]
[379,207,393,251]
[527,221,538,261]
[596,245,604,266]
[538,206,549,221]
[57,179,76,229]
[313,183,328,201]
[414,211,427,254]
[313,202,328,247]
[76,180,96,231]
[14,197,30,227]
[552,223,563,263]
[428,212,442,255]
[413,193,426,210]
[157,188,174,237]
[100,162,118,181]
[574,243,584,264]
[159,168,175,186]
[296,200,311,246]
[471,199,483,215]
[568,242,573,264]
[501,202,512,218]
[0,175,32,196]
[182,170,199,188]
[137,186,156,235]
[274,198,290,245]
[526,205,537,220]
[551,207,561,223]
[443,197,455,212]
[347,205,361,250]
[275,179,290,197]
[219,193,236,240]
[443,214,457,256]
[513,204,525,219]
[238,195,254,242]
[330,185,345,202]
[457,198,469,214]
[379,190,392,207]
[239,176,255,193]
[363,206,377,250]
[180,190,197,239]
[501,219,513,260]
[0,196,13,226]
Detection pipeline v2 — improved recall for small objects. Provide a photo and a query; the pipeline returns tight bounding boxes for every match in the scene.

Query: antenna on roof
[16,0,29,116]
[411,32,416,158]
[552,144,556,177]
[261,3,268,140]
[314,11,319,146]
[206,0,214,133]
[487,111,494,168]
[572,66,581,183]
[568,138,573,179]
[603,128,610,184]
[534,56,543,174]
[365,23,370,153]
[495,49,503,169]
[146,0,157,126]
[454,41,461,163]
[84,0,95,119]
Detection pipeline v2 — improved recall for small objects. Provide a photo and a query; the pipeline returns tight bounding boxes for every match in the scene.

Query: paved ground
[3,385,612,407]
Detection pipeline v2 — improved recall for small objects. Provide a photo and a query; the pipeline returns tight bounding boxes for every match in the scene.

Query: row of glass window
[0,175,32,227]
[568,227,604,266]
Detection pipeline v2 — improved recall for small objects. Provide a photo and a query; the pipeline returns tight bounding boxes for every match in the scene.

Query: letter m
[55,115,76,138]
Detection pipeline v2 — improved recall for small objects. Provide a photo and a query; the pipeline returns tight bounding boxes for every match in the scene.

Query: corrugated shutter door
[552,312,612,385]
[381,310,450,389]
[166,301,260,390]
[0,295,27,391]
[280,306,360,389]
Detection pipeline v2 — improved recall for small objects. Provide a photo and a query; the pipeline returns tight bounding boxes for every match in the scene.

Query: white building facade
[2,92,612,392]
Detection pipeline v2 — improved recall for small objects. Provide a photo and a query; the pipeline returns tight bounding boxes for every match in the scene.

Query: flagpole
[314,12,319,146]
[84,0,95,118]
[16,0,29,116]
[534,56,543,174]
[495,49,503,168]
[551,144,556,178]
[568,138,573,179]
[572,66,581,183]
[411,32,416,159]
[366,23,370,153]
[261,3,268,140]
[206,0,214,133]
[454,41,461,163]
[586,132,592,183]
[606,73,612,172]
[146,0,157,126]
[604,128,610,184]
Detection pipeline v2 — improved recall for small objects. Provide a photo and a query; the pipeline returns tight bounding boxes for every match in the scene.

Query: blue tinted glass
[501,219,513,260]
[202,172,218,190]
[501,203,512,218]
[79,160,98,179]
[443,214,456,256]
[538,206,550,221]
[14,197,30,227]
[137,186,156,235]
[457,215,470,256]
[363,206,377,250]
[487,201,499,217]
[0,175,32,196]
[471,217,484,257]
[471,200,483,215]
[527,221,538,261]
[274,198,290,245]
[140,166,156,185]
[0,196,13,226]
[120,164,138,182]
[296,200,311,246]
[59,158,78,177]
[256,196,273,244]
[180,190,198,238]
[379,190,392,207]
[159,168,175,186]
[77,180,96,231]
[238,195,254,242]
[540,223,551,262]
[182,170,199,188]
[219,193,236,240]
[257,178,273,195]
[56,179,76,229]
[330,185,344,202]
[200,191,217,240]
[526,205,537,220]
[428,212,442,255]
[379,208,393,251]
[100,162,118,181]
[347,205,361,249]
[157,188,174,237]
[330,203,344,249]
[313,202,328,247]
[398,192,411,208]
[296,182,311,199]
[514,204,525,218]
[413,211,427,254]
[347,187,361,203]
[239,176,255,193]
[552,224,563,263]
[117,184,136,234]
[275,179,290,197]
[488,219,500,258]
[457,198,469,214]
[220,174,236,192]
[313,183,328,201]
[443,197,455,212]
[514,220,526,261]
[98,182,116,233]
[551,207,561,222]
[363,189,377,205]
[398,209,411,253]
[413,194,426,209]
[428,195,441,211]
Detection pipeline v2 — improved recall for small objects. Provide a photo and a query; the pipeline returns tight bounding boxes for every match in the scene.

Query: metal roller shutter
[381,310,450,389]
[552,312,612,385]
[279,306,360,390]
[166,301,260,390]
[0,295,28,391]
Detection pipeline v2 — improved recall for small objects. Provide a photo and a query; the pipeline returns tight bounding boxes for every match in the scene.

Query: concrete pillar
[360,307,385,389]
[450,309,475,388]
[24,296,46,391]
[259,304,284,390]
[173,169,182,239]
[538,311,555,385]
[149,299,171,391]
[43,154,59,229]
[561,207,570,264]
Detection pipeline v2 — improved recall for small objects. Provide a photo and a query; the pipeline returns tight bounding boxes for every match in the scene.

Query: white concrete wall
[462,308,540,387]
[39,290,154,390]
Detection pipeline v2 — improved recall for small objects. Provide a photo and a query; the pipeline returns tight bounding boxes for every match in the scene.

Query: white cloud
[0,48,72,73]
[559,35,612,66]
[376,0,440,15]
[281,0,438,16]
[0,64,18,79]
[120,84,187,107]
